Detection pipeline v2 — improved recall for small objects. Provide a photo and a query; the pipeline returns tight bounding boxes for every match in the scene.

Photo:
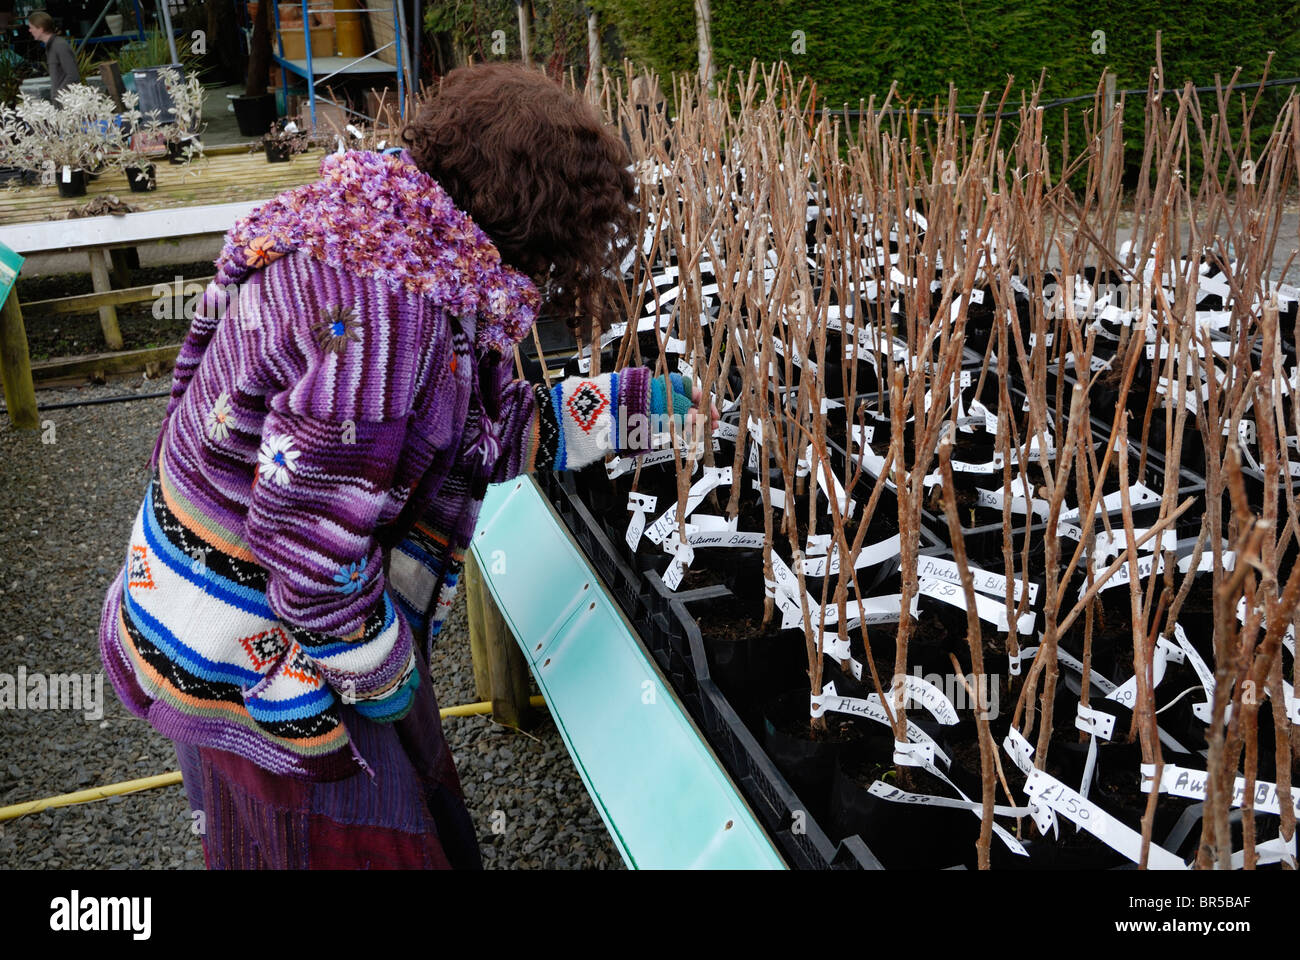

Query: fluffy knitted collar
[214,148,539,356]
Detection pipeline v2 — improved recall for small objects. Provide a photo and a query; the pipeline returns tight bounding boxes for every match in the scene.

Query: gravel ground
[0,377,622,870]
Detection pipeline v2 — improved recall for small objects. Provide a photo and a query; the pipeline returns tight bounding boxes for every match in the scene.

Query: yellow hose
[0,695,547,822]
[441,695,546,717]
[0,771,185,821]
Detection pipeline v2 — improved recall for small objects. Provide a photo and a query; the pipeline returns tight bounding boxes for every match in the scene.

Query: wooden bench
[0,200,261,428]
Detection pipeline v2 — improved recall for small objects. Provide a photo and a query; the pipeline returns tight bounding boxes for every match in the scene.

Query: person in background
[27,10,79,100]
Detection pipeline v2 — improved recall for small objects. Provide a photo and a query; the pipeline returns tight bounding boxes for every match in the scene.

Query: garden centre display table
[0,199,266,429]
[467,475,786,869]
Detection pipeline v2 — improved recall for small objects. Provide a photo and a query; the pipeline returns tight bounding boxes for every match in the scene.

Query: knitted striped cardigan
[98,149,654,781]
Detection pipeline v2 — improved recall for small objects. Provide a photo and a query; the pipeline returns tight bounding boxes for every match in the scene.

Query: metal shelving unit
[267,0,407,130]
[74,0,147,46]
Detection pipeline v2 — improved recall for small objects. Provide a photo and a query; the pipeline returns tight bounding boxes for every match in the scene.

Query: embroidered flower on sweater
[206,391,235,442]
[312,303,362,354]
[258,434,300,486]
[244,235,283,269]
[333,558,368,595]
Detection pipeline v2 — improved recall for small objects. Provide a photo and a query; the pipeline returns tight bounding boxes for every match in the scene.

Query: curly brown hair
[401,63,636,340]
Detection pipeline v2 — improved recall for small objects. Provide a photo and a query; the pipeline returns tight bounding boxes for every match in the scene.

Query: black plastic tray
[538,468,882,869]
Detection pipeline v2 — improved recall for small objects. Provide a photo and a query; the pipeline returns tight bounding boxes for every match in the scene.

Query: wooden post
[694,0,714,90]
[88,250,123,351]
[0,288,38,429]
[465,550,535,729]
[108,249,132,288]
[516,0,531,67]
[1101,71,1117,179]
[98,62,126,112]
[463,552,494,702]
[483,574,535,730]
[586,8,601,90]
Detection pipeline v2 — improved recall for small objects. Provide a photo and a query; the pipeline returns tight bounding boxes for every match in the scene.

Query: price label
[625,493,658,550]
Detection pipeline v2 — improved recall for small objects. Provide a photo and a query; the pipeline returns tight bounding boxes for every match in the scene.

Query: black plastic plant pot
[233,93,278,138]
[264,140,292,163]
[761,688,863,823]
[125,164,156,192]
[687,594,806,727]
[166,139,197,165]
[828,739,976,869]
[56,168,87,198]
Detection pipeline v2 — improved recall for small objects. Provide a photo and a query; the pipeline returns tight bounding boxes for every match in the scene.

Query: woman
[26,11,79,101]
[98,63,703,869]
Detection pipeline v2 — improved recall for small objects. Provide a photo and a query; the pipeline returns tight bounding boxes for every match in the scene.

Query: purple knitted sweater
[98,149,653,781]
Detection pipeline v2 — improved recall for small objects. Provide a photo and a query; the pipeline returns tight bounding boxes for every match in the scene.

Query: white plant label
[606,445,695,478]
[892,739,932,768]
[820,633,864,680]
[1024,768,1187,869]
[812,682,952,767]
[1106,639,1173,709]
[801,534,902,578]
[806,534,832,556]
[62,165,71,183]
[1091,528,1177,565]
[768,551,803,606]
[625,493,658,550]
[813,451,856,516]
[1059,482,1161,522]
[1075,703,1116,741]
[1178,549,1232,575]
[775,591,804,630]
[713,420,740,442]
[1008,644,1037,676]
[890,673,961,725]
[1093,551,1166,594]
[686,528,766,548]
[1056,521,1082,542]
[1002,727,1059,837]
[915,555,1039,605]
[1141,764,1300,818]
[1229,835,1297,869]
[867,781,1029,818]
[662,555,686,590]
[915,575,1037,634]
[839,594,904,628]
[1172,623,1216,722]
[644,467,732,545]
[661,537,695,591]
[974,485,1050,520]
[754,481,787,510]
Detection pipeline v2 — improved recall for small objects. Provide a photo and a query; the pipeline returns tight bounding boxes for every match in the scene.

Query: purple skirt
[174,647,482,869]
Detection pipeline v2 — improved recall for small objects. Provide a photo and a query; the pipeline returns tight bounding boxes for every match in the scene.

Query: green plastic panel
[470,476,785,870]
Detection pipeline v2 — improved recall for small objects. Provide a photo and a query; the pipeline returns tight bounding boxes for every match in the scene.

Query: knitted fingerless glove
[544,367,653,470]
[649,372,695,427]
[508,368,695,474]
